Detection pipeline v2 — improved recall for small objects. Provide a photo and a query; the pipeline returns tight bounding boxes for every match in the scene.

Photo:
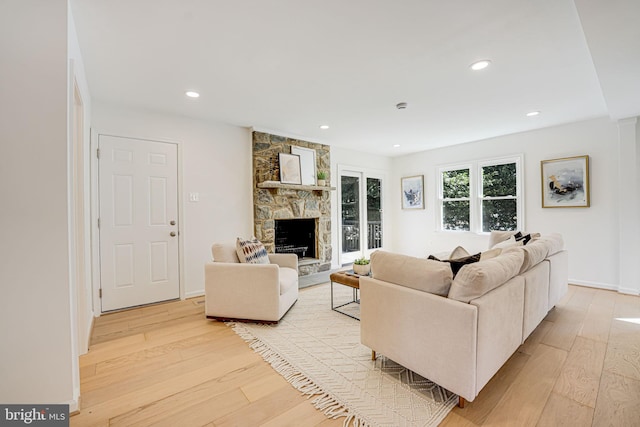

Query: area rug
[230,283,457,427]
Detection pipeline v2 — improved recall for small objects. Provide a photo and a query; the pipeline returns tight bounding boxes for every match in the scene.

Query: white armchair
[205,242,299,323]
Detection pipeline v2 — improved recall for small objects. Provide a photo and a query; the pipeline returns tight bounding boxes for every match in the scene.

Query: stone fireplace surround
[252,131,332,276]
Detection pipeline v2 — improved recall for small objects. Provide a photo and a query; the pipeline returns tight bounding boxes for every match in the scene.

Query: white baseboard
[185,290,205,299]
[67,395,79,414]
[569,279,618,291]
[617,287,640,296]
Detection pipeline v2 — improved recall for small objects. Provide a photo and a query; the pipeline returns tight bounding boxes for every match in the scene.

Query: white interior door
[98,135,179,312]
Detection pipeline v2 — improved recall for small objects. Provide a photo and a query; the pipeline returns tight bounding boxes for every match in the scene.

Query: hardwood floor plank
[108,361,273,426]
[483,344,567,426]
[592,371,640,427]
[541,305,586,351]
[445,351,530,425]
[602,339,640,382]
[519,320,553,356]
[125,388,249,427]
[260,401,330,427]
[240,372,290,403]
[212,384,305,427]
[553,336,607,408]
[537,392,594,427]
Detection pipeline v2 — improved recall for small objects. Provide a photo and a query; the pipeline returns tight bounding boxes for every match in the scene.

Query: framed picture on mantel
[279,153,302,185]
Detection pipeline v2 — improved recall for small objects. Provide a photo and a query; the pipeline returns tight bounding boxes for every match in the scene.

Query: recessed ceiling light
[185,91,200,98]
[393,144,401,148]
[526,111,540,117]
[470,60,491,71]
[319,125,329,130]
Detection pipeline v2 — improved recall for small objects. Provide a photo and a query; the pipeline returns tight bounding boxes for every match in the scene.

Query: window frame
[438,163,472,232]
[437,155,524,233]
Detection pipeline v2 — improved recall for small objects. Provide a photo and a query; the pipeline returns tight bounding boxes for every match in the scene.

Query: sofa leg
[458,396,465,408]
[371,350,376,361]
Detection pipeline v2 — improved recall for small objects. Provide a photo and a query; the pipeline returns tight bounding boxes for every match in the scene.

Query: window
[438,156,522,232]
[441,167,471,231]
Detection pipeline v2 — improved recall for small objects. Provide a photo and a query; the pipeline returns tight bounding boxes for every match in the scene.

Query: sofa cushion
[448,250,525,303]
[236,237,270,264]
[371,250,453,296]
[279,267,298,295]
[212,243,240,263]
[507,239,550,274]
[449,246,471,260]
[480,247,502,261]
[536,233,564,256]
[488,230,518,248]
[492,235,524,250]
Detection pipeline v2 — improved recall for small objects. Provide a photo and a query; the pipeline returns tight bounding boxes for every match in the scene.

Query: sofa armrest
[204,262,281,320]
[360,277,478,402]
[268,253,298,270]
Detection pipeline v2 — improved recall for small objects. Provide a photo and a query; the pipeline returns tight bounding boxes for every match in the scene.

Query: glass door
[339,169,384,265]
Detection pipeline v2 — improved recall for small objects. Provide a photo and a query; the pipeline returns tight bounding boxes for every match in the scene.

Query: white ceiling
[70,0,640,157]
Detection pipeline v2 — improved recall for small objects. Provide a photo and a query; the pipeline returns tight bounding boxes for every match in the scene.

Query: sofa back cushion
[448,250,524,303]
[212,243,240,263]
[371,250,453,296]
[506,239,550,274]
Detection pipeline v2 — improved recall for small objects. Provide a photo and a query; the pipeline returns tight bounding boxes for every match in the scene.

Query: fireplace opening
[275,219,316,259]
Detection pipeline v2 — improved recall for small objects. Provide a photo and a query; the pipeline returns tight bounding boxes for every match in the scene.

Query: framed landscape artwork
[541,155,590,208]
[279,153,302,184]
[401,175,424,209]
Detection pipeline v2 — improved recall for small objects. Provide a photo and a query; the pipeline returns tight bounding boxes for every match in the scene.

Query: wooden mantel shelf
[257,181,336,191]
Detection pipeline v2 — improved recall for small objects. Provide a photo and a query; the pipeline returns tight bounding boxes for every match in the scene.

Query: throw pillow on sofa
[428,253,481,277]
[236,237,270,264]
[448,250,525,303]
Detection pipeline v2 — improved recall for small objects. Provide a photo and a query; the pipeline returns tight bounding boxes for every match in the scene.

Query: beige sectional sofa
[359,232,567,406]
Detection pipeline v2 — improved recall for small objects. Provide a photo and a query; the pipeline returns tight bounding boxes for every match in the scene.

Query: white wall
[0,0,75,406]
[391,117,621,290]
[330,146,394,267]
[91,104,254,298]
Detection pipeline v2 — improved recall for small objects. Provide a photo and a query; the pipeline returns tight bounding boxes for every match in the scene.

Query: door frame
[337,164,387,266]
[90,130,185,315]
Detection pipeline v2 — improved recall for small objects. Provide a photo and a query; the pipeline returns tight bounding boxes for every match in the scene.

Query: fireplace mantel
[258,181,336,192]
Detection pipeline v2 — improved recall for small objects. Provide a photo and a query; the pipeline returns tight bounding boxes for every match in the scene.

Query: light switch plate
[189,192,199,202]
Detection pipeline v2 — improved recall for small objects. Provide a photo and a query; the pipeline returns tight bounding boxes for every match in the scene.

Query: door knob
[170,220,176,225]
[170,231,176,237]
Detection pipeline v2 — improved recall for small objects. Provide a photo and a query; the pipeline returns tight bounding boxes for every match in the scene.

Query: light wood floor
[71,284,640,426]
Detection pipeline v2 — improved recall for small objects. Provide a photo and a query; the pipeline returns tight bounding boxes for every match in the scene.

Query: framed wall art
[401,175,424,209]
[541,155,590,208]
[291,146,316,185]
[279,153,302,184]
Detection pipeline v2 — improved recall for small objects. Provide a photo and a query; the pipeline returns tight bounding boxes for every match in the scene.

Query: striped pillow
[236,237,270,264]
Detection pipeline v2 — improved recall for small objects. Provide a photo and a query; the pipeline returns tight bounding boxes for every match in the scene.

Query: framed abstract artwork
[401,175,424,209]
[541,155,590,208]
[279,153,302,184]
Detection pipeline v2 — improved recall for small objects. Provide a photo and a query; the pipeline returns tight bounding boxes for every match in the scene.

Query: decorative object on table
[230,283,457,427]
[278,152,302,184]
[316,170,327,186]
[541,155,590,208]
[353,256,371,275]
[291,146,317,185]
[401,175,425,209]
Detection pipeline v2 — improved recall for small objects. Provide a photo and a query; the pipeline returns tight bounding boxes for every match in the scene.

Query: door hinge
[97,218,101,228]
[99,289,102,298]
[97,148,100,159]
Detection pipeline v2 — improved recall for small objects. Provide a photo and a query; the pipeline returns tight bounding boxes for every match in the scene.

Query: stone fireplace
[252,131,332,276]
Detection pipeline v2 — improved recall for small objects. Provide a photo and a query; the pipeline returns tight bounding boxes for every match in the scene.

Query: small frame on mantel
[279,153,302,185]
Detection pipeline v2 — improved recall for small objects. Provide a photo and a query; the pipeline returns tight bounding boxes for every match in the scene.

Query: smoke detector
[396,102,408,110]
